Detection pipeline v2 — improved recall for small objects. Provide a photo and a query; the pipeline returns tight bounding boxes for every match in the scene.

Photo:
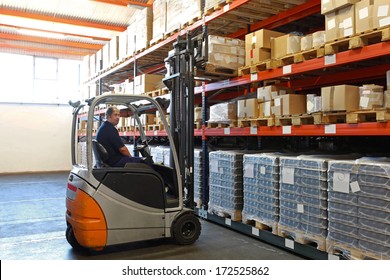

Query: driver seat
[92,139,111,168]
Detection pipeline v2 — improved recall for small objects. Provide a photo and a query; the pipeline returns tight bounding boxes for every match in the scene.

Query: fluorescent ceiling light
[17,28,67,39]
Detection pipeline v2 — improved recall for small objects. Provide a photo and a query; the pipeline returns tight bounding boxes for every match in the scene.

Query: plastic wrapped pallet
[327,157,390,259]
[278,154,348,251]
[242,153,280,233]
[208,102,237,123]
[208,151,244,221]
[194,149,203,207]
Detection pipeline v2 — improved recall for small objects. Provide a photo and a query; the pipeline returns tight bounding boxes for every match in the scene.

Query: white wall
[0,103,73,173]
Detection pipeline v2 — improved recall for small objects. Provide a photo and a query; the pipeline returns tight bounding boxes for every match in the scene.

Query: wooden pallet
[347,109,390,123]
[313,111,347,124]
[275,114,315,126]
[149,34,168,46]
[244,218,278,235]
[278,225,326,252]
[204,63,238,77]
[325,27,390,55]
[238,117,275,127]
[326,240,390,260]
[207,121,237,128]
[194,120,202,129]
[209,208,242,222]
[204,0,233,15]
[294,47,325,63]
[238,60,272,76]
[147,124,165,131]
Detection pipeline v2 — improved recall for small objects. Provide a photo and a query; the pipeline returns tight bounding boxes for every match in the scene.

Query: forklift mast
[163,29,206,209]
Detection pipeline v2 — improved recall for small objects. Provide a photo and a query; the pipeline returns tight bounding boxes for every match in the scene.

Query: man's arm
[119,146,132,157]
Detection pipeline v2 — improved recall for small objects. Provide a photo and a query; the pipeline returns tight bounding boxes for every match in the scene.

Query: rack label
[250,73,258,81]
[225,218,231,226]
[223,4,230,12]
[285,239,294,249]
[282,126,292,134]
[224,127,231,135]
[325,54,336,65]
[252,227,259,236]
[283,65,292,75]
[250,126,257,134]
[325,124,336,134]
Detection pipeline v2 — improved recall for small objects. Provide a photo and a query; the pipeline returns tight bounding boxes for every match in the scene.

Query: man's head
[106,106,120,126]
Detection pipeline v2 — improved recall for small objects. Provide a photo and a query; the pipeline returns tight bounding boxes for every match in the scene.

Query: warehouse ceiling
[0,0,152,59]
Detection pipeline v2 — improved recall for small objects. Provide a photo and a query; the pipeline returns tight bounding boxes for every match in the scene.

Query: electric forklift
[65,30,205,251]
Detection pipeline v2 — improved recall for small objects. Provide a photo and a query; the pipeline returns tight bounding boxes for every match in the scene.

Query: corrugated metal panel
[1,0,137,26]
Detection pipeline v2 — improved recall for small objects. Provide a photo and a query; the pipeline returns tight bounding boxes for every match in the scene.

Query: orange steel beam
[0,8,126,32]
[0,42,93,56]
[0,24,111,41]
[0,33,103,50]
[90,0,152,7]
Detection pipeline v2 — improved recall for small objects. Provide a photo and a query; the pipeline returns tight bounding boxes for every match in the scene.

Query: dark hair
[106,106,118,118]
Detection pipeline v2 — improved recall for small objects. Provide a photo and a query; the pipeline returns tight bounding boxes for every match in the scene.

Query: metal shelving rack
[84,0,390,260]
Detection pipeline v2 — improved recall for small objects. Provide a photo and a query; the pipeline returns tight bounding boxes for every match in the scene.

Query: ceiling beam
[0,42,93,57]
[89,0,152,7]
[0,8,126,32]
[0,33,103,50]
[0,24,110,42]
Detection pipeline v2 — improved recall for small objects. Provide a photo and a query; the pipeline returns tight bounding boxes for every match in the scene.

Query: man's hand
[119,146,132,157]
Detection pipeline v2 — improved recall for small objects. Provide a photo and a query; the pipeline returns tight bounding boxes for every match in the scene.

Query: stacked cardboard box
[245,29,285,66]
[257,85,295,118]
[166,0,201,34]
[327,158,390,259]
[133,74,163,95]
[208,35,245,70]
[237,98,259,119]
[324,1,356,42]
[373,0,390,29]
[272,94,306,116]
[127,7,153,54]
[152,0,167,42]
[242,153,280,232]
[359,84,384,110]
[208,151,244,220]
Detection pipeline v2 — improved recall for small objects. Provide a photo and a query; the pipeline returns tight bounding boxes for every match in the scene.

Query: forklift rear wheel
[66,225,84,251]
[172,214,201,245]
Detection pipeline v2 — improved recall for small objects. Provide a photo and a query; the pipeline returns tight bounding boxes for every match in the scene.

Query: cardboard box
[272,94,306,116]
[355,0,374,34]
[245,29,284,66]
[373,0,390,29]
[321,0,359,15]
[118,31,128,60]
[237,98,259,119]
[134,74,163,95]
[208,35,245,69]
[152,0,167,41]
[140,114,156,125]
[385,90,390,108]
[325,5,355,41]
[109,36,119,65]
[259,101,274,118]
[102,42,110,70]
[209,102,237,122]
[301,35,313,51]
[95,49,102,71]
[306,94,322,114]
[359,84,384,109]
[194,107,202,121]
[321,85,359,111]
[245,29,285,49]
[271,34,301,59]
[313,31,326,48]
[387,70,390,89]
[257,85,294,101]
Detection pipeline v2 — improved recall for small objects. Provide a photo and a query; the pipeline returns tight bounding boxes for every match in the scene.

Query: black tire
[171,214,201,245]
[66,225,85,251]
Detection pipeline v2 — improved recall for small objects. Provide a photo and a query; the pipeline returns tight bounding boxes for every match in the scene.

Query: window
[0,52,82,104]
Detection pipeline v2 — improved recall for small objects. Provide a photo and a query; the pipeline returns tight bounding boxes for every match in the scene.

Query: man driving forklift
[96,106,142,167]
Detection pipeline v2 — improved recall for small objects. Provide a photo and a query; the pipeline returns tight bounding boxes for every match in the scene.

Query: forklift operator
[96,106,142,167]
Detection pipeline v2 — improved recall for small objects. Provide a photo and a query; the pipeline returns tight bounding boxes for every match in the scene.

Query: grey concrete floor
[0,172,304,260]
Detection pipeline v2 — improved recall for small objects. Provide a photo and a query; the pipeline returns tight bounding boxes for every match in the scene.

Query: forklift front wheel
[66,224,85,251]
[172,214,201,245]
